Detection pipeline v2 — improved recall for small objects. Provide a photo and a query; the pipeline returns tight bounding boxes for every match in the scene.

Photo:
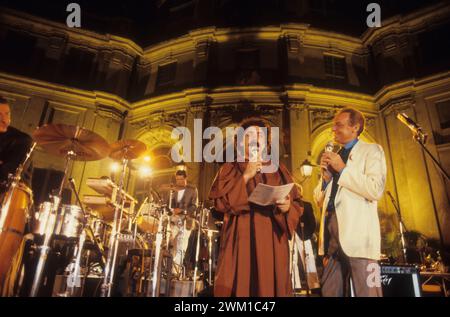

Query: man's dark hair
[175,170,187,178]
[337,107,365,136]
[0,96,9,105]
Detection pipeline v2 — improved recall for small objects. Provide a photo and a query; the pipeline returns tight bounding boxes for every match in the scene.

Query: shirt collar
[344,138,358,150]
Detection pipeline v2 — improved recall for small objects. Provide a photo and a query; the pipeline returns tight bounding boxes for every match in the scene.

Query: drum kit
[0,123,221,297]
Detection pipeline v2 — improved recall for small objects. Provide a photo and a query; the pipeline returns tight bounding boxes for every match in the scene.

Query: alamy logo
[66,3,81,28]
[366,3,381,28]
[366,262,381,288]
[170,119,280,173]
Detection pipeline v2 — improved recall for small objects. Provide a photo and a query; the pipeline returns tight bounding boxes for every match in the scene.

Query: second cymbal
[109,139,147,160]
[32,124,110,161]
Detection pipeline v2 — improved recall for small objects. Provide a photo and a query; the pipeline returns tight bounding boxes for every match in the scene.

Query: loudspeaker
[381,264,422,297]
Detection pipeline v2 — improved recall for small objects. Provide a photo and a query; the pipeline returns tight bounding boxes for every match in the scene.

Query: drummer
[0,96,33,193]
[169,169,198,275]
[170,170,198,220]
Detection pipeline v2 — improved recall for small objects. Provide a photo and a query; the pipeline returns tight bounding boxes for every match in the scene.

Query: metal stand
[289,224,297,296]
[412,134,447,253]
[101,156,129,297]
[299,223,310,297]
[30,150,75,297]
[387,191,408,263]
[150,208,167,297]
[192,208,204,297]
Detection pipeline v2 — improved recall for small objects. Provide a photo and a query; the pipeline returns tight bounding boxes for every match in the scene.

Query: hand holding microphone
[320,141,334,182]
[243,144,263,183]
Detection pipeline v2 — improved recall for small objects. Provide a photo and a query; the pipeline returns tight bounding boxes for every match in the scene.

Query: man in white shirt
[314,108,387,297]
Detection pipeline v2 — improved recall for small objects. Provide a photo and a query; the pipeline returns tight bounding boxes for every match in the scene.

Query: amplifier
[380,264,422,297]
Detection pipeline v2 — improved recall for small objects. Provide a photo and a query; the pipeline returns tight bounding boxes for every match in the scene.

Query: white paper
[248,182,294,206]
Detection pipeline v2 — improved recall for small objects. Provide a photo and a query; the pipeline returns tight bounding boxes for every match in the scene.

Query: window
[61,47,96,88]
[236,49,260,71]
[324,54,347,79]
[0,30,37,75]
[169,0,195,19]
[436,100,450,130]
[155,62,177,88]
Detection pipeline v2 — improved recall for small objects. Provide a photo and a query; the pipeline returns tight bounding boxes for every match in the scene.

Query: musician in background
[169,169,198,276]
[0,96,32,193]
[170,169,198,218]
[313,108,386,297]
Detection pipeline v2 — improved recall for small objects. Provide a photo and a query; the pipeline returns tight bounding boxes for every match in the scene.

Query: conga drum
[0,183,32,293]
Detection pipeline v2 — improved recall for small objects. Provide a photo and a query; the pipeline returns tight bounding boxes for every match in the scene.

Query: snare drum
[33,203,85,239]
[136,203,160,234]
[0,183,33,292]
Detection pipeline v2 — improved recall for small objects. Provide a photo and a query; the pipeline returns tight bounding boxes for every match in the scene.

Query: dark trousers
[321,212,382,297]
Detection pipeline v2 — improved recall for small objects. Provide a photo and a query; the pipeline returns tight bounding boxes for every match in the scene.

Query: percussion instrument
[109,139,146,161]
[32,203,85,240]
[32,124,110,161]
[0,183,33,292]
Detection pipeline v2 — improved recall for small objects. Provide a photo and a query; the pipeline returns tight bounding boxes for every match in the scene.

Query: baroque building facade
[0,1,449,257]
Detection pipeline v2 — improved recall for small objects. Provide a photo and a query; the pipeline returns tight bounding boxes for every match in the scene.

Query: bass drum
[0,183,33,294]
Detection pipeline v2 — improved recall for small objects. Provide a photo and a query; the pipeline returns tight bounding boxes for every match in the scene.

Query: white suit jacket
[313,140,387,260]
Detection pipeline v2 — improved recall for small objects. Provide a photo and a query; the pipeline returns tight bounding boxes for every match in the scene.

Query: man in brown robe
[209,161,303,297]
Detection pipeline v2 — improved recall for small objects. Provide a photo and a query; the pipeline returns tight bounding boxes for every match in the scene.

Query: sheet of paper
[248,182,294,206]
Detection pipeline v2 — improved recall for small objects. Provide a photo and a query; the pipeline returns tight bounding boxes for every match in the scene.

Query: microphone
[250,145,261,173]
[325,141,334,153]
[322,141,334,174]
[396,112,428,143]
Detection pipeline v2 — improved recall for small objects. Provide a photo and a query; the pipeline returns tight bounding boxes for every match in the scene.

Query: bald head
[0,97,11,133]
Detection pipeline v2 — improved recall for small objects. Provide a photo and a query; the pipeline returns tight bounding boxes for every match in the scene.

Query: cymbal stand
[64,228,87,296]
[30,150,75,297]
[192,207,204,297]
[175,210,188,280]
[150,205,168,297]
[101,154,129,297]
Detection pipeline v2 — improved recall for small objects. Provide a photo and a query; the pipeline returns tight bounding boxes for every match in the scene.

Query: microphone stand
[404,127,447,254]
[299,223,311,297]
[387,192,408,264]
[412,134,450,181]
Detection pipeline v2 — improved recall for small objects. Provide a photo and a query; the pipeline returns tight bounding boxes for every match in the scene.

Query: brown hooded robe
[209,162,303,297]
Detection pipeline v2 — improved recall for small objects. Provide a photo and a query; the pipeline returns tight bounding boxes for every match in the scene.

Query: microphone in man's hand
[250,145,261,173]
[325,141,334,153]
[322,141,334,174]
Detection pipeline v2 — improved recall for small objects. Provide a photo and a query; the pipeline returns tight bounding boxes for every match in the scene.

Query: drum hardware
[0,142,36,294]
[192,213,202,296]
[55,177,107,297]
[101,139,145,297]
[30,150,75,297]
[62,229,87,297]
[150,206,170,297]
[30,124,110,297]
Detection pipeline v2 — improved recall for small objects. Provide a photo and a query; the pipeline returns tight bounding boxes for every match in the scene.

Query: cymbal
[158,183,175,192]
[157,183,187,193]
[109,139,147,160]
[33,124,111,161]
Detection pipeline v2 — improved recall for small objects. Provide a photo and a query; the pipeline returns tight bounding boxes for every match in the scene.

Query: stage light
[140,166,153,177]
[110,162,120,173]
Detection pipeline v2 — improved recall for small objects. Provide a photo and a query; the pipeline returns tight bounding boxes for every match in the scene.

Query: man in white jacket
[314,108,386,297]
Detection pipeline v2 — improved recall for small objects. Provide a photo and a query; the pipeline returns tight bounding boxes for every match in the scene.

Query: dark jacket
[0,126,33,189]
[296,200,316,240]
[170,184,198,217]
